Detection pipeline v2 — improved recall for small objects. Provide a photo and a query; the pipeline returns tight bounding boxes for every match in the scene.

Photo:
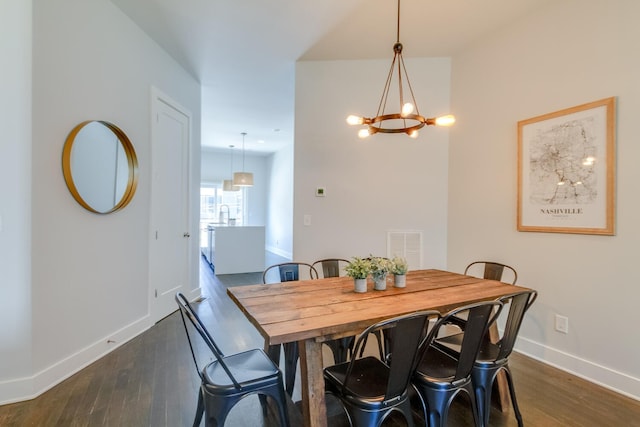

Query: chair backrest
[422,300,503,381]
[262,262,318,284]
[495,290,538,361]
[311,258,350,278]
[465,261,518,284]
[175,292,241,388]
[346,310,440,401]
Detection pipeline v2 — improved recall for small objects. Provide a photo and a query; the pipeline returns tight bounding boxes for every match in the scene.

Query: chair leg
[418,384,477,427]
[397,397,416,427]
[472,367,495,427]
[193,387,205,427]
[464,381,481,427]
[502,366,524,427]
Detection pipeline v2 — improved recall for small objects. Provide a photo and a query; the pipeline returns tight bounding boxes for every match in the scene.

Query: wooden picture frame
[517,97,616,235]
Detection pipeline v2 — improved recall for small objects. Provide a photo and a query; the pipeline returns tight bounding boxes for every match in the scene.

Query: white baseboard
[0,315,151,405]
[515,336,640,401]
[266,245,292,260]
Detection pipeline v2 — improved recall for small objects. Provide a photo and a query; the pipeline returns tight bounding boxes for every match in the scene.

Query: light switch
[303,214,311,226]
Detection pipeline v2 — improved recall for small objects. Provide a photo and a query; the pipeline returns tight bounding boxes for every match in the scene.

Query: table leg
[488,323,510,412]
[299,338,327,427]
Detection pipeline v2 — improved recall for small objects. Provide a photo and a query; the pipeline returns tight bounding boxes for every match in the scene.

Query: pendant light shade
[232,172,254,186]
[223,179,238,191]
[233,132,254,187]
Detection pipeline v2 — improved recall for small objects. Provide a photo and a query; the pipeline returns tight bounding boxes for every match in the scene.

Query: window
[199,184,246,247]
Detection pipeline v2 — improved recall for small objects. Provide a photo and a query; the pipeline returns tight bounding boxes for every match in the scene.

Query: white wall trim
[0,316,151,405]
[515,336,640,401]
[266,245,292,260]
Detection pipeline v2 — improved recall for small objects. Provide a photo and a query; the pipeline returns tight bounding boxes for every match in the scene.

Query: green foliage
[344,257,371,279]
[369,255,391,278]
[390,256,408,275]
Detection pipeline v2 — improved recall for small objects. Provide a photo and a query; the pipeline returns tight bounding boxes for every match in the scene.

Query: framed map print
[517,97,616,235]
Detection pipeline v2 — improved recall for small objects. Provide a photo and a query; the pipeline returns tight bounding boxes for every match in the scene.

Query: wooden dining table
[227,269,531,427]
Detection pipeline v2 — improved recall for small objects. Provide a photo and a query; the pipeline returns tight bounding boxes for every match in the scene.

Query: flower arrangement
[369,256,391,279]
[344,256,371,280]
[390,256,408,275]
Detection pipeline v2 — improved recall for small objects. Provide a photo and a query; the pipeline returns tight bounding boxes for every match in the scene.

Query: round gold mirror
[62,121,139,214]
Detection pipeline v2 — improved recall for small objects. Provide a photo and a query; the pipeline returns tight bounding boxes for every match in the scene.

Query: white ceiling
[111,0,551,154]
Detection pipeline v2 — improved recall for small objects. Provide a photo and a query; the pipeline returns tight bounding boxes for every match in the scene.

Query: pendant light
[233,132,254,187]
[346,0,455,138]
[223,145,239,191]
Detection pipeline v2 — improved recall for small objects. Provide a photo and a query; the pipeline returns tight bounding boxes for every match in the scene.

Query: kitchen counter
[208,225,265,274]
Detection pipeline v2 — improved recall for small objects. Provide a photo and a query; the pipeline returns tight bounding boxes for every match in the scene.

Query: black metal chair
[312,258,351,278]
[434,290,537,427]
[262,261,319,283]
[465,261,518,284]
[262,262,319,396]
[312,258,356,363]
[446,261,518,331]
[324,310,440,427]
[175,292,290,427]
[412,300,504,427]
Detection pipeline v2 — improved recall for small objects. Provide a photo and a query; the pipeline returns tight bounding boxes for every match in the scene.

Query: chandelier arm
[376,54,398,118]
[399,55,420,115]
[397,54,405,110]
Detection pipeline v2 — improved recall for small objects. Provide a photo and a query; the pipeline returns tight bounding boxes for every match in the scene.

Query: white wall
[265,146,294,259]
[0,0,33,401]
[0,0,201,404]
[448,0,640,398]
[293,59,451,266]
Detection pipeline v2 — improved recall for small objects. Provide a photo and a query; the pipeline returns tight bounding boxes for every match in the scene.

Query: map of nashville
[528,117,598,205]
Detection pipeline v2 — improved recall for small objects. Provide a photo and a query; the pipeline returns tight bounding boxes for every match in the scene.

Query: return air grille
[387,231,422,270]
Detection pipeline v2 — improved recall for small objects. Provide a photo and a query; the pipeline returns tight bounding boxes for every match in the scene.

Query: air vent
[387,231,422,270]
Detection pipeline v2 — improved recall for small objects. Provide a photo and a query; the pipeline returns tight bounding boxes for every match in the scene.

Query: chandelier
[346,0,455,138]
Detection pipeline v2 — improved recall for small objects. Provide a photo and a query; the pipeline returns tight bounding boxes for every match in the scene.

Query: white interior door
[149,90,191,323]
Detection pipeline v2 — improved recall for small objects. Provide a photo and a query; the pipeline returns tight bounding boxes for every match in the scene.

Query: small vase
[354,278,367,293]
[394,274,406,288]
[373,274,387,291]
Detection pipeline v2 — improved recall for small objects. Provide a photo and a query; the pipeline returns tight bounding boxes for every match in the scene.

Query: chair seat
[203,349,281,391]
[324,357,394,407]
[414,346,459,387]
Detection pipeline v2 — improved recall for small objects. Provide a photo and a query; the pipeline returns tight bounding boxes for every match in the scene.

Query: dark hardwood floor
[1,257,638,426]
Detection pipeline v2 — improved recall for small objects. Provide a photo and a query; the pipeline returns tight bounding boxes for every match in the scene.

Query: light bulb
[347,115,364,125]
[358,128,371,139]
[435,115,456,126]
[408,129,419,138]
[401,102,414,117]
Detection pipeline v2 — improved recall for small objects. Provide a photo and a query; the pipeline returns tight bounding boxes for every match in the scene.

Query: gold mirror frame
[62,120,139,214]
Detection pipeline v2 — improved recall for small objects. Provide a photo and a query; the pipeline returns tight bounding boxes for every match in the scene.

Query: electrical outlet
[555,314,569,334]
[303,214,311,226]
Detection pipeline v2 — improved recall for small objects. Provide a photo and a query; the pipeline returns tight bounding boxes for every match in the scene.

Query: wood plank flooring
[1,256,638,426]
